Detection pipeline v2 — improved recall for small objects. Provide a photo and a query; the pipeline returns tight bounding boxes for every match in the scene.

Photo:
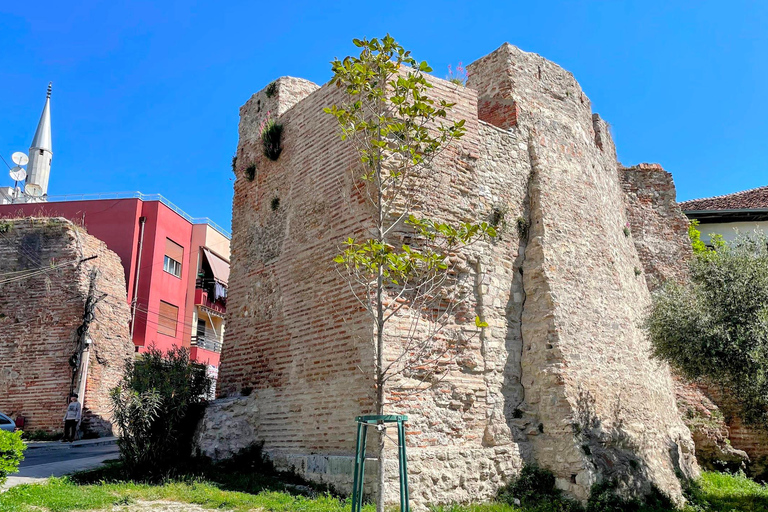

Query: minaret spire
[26,82,53,197]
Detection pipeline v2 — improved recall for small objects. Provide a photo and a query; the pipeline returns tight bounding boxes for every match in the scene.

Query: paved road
[2,442,119,490]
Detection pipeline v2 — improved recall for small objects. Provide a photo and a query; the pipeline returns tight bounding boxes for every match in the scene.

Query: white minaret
[26,82,52,197]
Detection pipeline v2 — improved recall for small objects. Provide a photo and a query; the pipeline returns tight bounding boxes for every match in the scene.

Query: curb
[25,437,117,452]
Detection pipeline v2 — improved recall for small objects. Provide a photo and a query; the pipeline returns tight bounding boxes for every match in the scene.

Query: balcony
[194,286,226,315]
[191,331,222,353]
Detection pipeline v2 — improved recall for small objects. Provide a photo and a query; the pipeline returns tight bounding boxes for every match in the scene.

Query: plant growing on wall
[260,113,283,161]
[446,62,467,86]
[325,34,494,511]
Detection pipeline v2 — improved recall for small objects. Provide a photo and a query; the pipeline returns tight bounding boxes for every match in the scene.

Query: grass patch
[1,469,767,512]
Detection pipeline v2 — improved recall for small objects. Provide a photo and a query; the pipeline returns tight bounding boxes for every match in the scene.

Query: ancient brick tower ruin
[0,218,133,435]
[196,43,699,506]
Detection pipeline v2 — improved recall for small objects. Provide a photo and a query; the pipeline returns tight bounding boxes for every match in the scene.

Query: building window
[158,301,179,337]
[164,238,184,278]
[164,255,182,277]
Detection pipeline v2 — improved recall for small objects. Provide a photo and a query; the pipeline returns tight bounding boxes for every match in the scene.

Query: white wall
[696,221,768,244]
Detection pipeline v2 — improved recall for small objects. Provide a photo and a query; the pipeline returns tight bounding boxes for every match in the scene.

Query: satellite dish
[24,183,43,197]
[9,166,26,182]
[11,152,29,166]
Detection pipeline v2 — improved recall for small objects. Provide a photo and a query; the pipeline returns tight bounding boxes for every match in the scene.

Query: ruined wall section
[207,78,378,476]
[619,165,768,474]
[469,44,698,502]
[620,164,692,291]
[77,226,134,435]
[0,218,132,434]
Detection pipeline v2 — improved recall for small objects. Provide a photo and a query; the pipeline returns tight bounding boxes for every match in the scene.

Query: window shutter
[158,301,179,337]
[165,238,184,262]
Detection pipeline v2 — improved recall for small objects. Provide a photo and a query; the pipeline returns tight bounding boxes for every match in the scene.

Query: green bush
[497,464,583,512]
[260,117,283,161]
[0,430,26,485]
[111,345,212,481]
[648,232,768,428]
[21,430,62,441]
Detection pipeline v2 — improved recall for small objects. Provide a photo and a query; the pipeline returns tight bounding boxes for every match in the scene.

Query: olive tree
[324,35,494,509]
[647,227,768,428]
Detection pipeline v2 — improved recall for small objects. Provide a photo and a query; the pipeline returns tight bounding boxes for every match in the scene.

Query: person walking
[62,394,82,442]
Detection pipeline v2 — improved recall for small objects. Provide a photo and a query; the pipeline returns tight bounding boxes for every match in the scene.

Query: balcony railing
[194,287,226,315]
[191,333,222,353]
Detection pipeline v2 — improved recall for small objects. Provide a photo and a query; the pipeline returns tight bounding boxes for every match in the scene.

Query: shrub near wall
[0,430,26,485]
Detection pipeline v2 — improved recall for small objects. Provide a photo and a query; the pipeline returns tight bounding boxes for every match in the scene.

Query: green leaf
[475,317,489,328]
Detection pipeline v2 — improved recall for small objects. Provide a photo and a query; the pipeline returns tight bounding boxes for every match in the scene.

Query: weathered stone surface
[620,163,693,291]
[199,43,699,507]
[619,166,768,475]
[0,217,132,434]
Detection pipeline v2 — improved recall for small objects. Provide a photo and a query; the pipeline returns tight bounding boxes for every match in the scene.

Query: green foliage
[271,197,281,211]
[325,35,466,176]
[516,216,529,240]
[497,465,583,512]
[245,163,256,181]
[231,154,237,174]
[584,480,674,512]
[111,346,212,480]
[109,387,162,479]
[21,429,62,441]
[265,81,278,98]
[2,470,768,512]
[648,232,768,428]
[326,35,495,363]
[260,116,283,161]
[334,216,495,288]
[0,430,25,485]
[688,220,708,255]
[688,220,725,255]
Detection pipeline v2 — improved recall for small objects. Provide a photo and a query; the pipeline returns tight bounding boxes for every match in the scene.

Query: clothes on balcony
[213,281,227,303]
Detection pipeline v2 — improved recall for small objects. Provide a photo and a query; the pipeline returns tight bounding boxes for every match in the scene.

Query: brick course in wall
[198,44,699,507]
[0,217,133,434]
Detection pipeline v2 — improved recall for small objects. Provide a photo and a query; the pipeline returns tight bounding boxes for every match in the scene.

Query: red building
[0,193,230,368]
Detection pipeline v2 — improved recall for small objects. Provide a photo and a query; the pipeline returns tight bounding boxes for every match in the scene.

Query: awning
[202,248,230,285]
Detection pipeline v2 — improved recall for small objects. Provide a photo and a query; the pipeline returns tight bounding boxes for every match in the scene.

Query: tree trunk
[375,119,387,512]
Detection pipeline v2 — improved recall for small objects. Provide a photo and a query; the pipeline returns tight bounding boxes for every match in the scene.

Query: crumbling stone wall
[620,164,693,291]
[200,44,699,507]
[0,217,132,434]
[619,165,768,474]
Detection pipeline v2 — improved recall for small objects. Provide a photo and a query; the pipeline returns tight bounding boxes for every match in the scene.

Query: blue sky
[1,1,766,230]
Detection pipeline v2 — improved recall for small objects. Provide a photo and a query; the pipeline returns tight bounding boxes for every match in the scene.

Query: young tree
[325,35,494,509]
[647,229,768,428]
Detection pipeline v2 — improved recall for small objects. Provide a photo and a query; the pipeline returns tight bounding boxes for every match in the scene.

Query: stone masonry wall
[200,44,699,507]
[199,77,378,466]
[620,165,768,475]
[620,164,693,291]
[0,217,132,434]
[467,44,697,502]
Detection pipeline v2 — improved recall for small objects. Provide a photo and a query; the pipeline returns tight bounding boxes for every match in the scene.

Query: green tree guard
[351,415,409,512]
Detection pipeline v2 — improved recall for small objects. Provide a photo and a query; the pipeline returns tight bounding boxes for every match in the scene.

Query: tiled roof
[680,186,768,211]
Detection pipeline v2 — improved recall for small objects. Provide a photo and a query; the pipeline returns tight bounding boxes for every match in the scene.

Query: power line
[0,152,12,170]
[0,257,83,285]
